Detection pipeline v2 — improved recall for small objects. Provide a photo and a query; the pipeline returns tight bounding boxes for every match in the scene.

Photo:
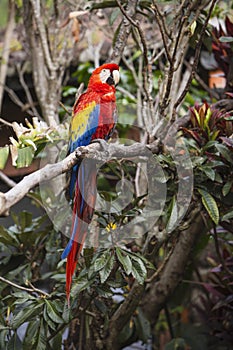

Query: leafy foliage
[1,1,233,349]
[0,118,69,169]
[197,236,233,348]
[182,101,233,146]
[212,16,233,79]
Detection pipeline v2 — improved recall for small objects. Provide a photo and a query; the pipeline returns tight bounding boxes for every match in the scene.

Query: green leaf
[19,211,33,231]
[215,143,233,163]
[0,328,8,349]
[99,254,115,284]
[130,255,147,284]
[221,210,233,221]
[11,303,42,329]
[23,321,40,348]
[34,319,47,350]
[7,332,23,350]
[198,189,219,224]
[0,226,19,246]
[222,179,233,196]
[116,247,132,275]
[200,166,215,181]
[16,146,35,168]
[49,332,62,350]
[45,300,64,324]
[166,196,178,233]
[0,146,9,169]
[94,250,110,272]
[43,306,56,331]
[72,276,95,296]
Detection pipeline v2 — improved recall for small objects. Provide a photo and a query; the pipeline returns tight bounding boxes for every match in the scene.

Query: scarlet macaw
[62,63,120,302]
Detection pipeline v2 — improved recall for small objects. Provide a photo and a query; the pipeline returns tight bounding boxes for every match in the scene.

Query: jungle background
[0,0,233,349]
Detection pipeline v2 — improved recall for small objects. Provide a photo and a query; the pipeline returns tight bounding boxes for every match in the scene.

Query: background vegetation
[0,1,232,349]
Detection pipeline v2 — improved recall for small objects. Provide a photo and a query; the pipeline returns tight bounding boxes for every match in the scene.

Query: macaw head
[88,63,120,90]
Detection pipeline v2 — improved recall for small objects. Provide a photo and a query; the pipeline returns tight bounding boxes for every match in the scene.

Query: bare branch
[0,169,44,208]
[0,276,49,297]
[0,170,17,188]
[16,63,41,119]
[184,59,220,100]
[106,282,145,350]
[109,0,138,64]
[0,117,13,128]
[0,141,159,217]
[116,0,152,105]
[29,0,57,74]
[152,1,172,64]
[3,85,34,116]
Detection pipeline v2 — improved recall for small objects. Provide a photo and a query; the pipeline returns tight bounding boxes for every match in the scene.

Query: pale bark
[0,0,15,113]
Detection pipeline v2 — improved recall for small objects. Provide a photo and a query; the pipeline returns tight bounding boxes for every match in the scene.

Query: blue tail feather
[61,208,80,259]
[61,239,73,259]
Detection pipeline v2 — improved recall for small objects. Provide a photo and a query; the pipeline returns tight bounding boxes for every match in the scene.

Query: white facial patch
[100,69,111,83]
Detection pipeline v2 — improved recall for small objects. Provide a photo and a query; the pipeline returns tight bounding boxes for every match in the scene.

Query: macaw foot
[90,138,108,152]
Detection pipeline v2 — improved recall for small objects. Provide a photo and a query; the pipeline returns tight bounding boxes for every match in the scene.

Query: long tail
[62,159,97,303]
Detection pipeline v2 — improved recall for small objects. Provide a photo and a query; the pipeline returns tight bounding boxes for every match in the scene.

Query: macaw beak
[112,69,120,86]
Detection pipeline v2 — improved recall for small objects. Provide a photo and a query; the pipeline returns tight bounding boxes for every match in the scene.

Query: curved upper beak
[112,70,120,86]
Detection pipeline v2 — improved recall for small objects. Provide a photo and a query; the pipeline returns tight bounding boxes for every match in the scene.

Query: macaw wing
[68,98,100,198]
[69,99,100,153]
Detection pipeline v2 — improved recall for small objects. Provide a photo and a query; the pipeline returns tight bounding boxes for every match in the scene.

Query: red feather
[63,63,119,303]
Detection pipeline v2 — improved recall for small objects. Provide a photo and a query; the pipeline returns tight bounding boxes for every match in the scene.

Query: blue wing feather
[68,103,100,198]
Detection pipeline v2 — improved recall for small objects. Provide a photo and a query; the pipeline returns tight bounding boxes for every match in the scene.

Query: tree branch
[0,141,159,217]
[109,0,138,64]
[142,205,207,325]
[106,282,145,350]
[0,276,49,297]
[29,0,57,74]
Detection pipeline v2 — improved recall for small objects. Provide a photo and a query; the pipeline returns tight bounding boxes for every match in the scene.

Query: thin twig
[0,276,49,296]
[152,1,172,64]
[145,245,174,283]
[3,86,34,116]
[0,117,13,128]
[16,63,41,119]
[0,171,17,188]
[59,101,72,115]
[117,86,136,101]
[122,56,143,92]
[116,0,152,104]
[184,59,220,100]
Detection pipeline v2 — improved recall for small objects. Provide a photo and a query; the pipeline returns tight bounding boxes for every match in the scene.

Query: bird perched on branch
[62,63,120,302]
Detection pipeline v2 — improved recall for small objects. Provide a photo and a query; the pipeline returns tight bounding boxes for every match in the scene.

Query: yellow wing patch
[71,101,96,141]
